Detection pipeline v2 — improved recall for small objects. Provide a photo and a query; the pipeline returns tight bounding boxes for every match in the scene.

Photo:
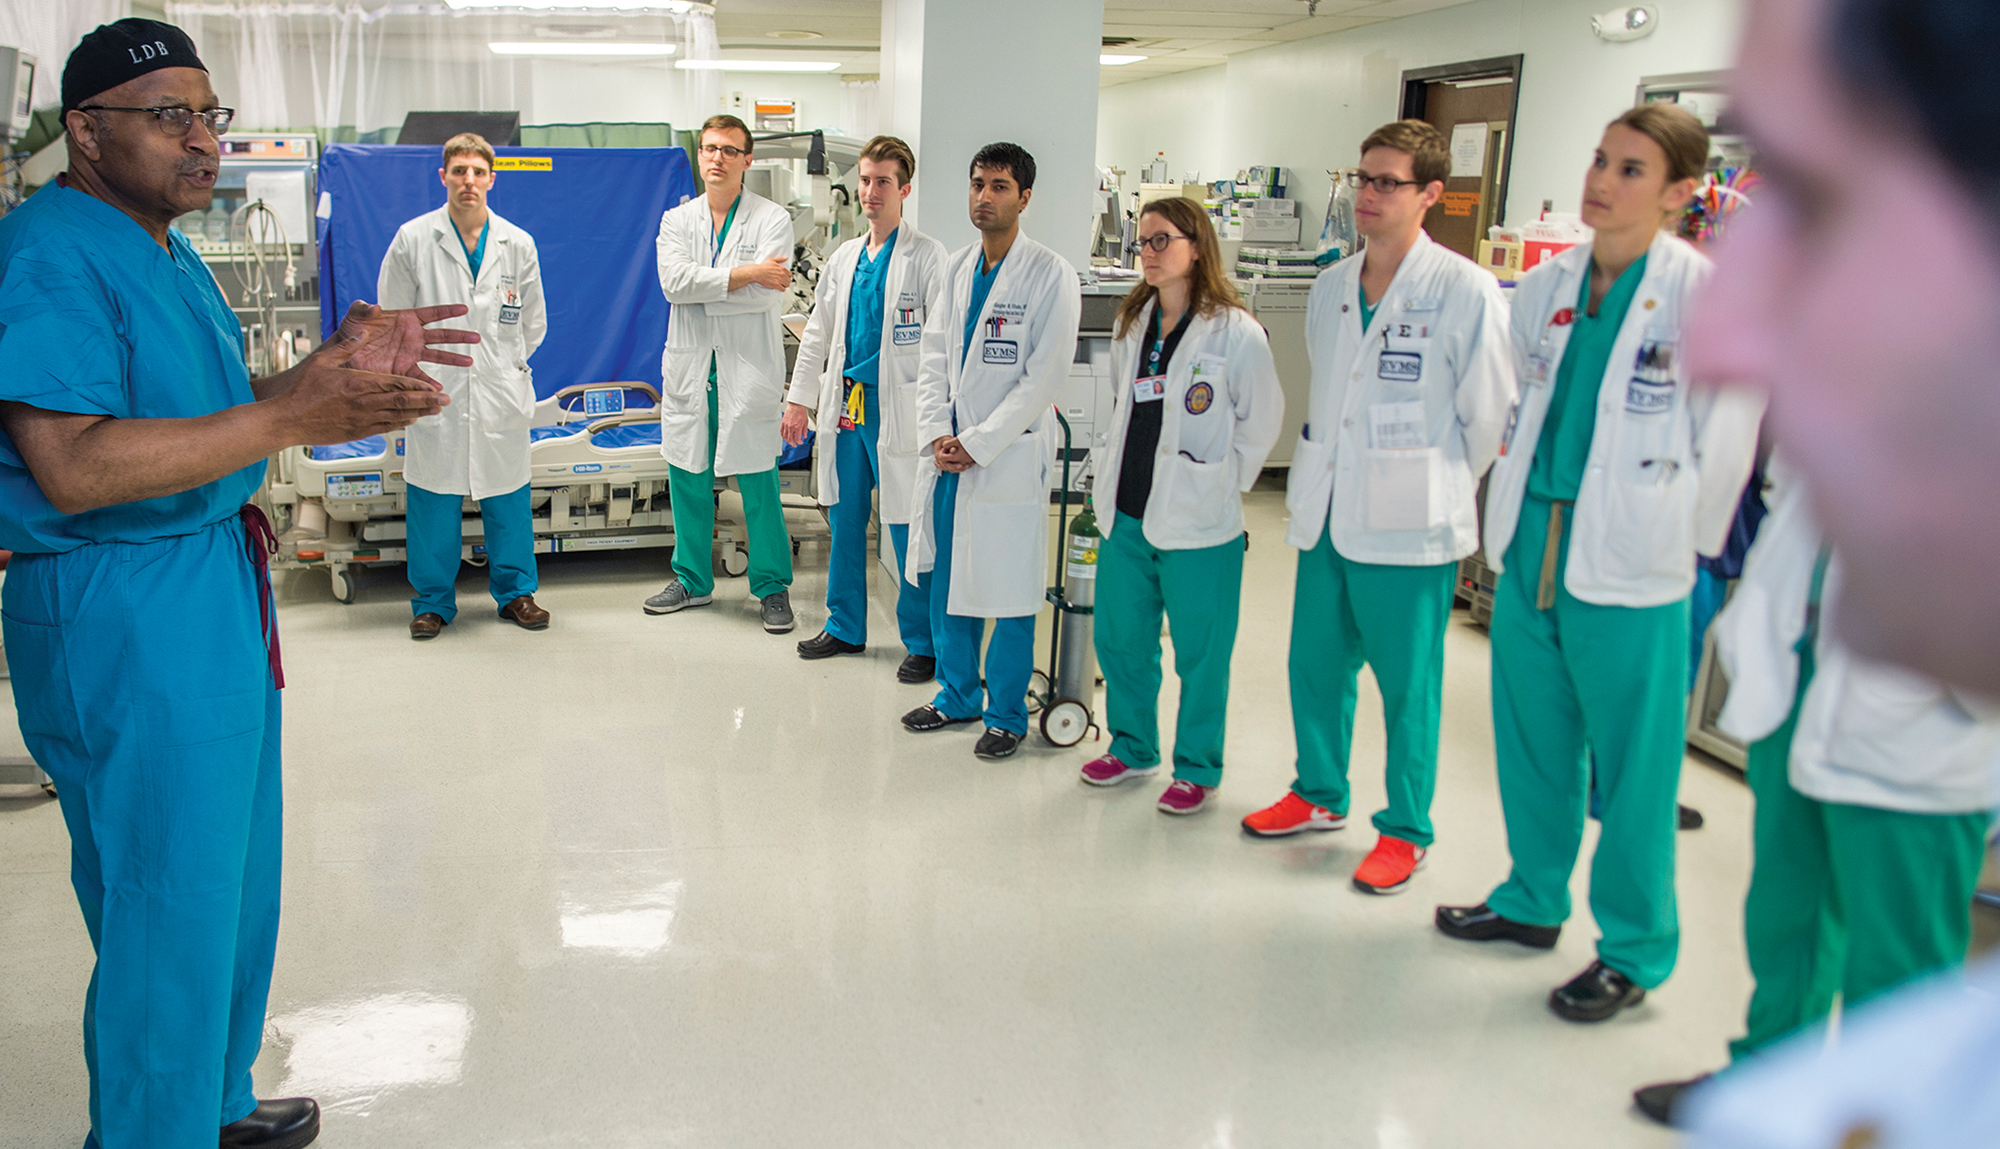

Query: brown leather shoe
[409,613,446,640]
[502,595,550,630]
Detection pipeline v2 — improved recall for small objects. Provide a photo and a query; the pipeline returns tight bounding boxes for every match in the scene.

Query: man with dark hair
[903,142,1080,759]
[782,135,948,677]
[379,131,551,640]
[0,18,475,1148]
[1672,0,2000,1144]
[647,111,799,632]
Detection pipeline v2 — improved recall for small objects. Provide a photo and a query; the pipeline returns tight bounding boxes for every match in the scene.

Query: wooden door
[1414,78,1515,258]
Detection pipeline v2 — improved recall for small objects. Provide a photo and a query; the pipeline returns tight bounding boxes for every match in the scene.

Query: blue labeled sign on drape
[316,144,698,399]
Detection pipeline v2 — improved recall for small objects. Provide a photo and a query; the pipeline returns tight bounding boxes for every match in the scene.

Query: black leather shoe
[1434,902,1561,949]
[1678,804,1705,830]
[974,727,1023,759]
[220,1097,320,1149]
[897,653,937,684]
[1634,1074,1710,1127]
[901,704,979,732]
[797,630,865,660]
[1550,959,1646,1022]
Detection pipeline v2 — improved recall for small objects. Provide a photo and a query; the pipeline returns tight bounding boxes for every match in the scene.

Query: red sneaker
[1352,835,1427,895]
[1240,792,1346,838]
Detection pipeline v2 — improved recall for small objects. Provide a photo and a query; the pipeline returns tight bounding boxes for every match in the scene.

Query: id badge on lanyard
[1134,312,1170,403]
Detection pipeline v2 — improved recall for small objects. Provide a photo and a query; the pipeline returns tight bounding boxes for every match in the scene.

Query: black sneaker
[901,704,979,733]
[973,728,1022,760]
[797,630,864,660]
[1433,902,1562,949]
[1549,959,1646,1022]
[897,653,937,684]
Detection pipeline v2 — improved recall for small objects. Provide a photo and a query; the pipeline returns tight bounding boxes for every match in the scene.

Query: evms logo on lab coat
[893,306,922,346]
[982,314,1018,364]
[1625,338,1677,415]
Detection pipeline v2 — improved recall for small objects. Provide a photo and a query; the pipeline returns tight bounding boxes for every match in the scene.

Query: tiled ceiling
[705,0,1483,84]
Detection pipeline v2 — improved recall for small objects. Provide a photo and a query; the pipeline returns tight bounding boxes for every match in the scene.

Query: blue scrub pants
[826,386,933,655]
[406,482,537,622]
[927,469,1035,734]
[3,516,281,1148]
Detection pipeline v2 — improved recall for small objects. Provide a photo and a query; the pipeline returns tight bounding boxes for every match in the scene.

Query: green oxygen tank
[1056,494,1101,703]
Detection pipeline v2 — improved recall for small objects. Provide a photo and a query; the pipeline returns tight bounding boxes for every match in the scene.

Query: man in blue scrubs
[0,21,475,1149]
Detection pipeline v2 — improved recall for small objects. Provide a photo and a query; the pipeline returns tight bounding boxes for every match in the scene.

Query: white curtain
[165,2,719,138]
[837,78,878,141]
[0,0,133,112]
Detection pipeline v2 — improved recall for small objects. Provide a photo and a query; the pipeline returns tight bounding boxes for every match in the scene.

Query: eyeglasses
[1345,171,1425,194]
[76,105,235,138]
[1135,232,1193,253]
[697,143,748,159]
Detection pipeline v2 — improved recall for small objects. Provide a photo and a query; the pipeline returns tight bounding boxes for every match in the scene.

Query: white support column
[881,0,1104,270]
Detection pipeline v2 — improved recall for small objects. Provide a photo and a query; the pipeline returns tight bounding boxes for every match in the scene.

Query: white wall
[1097,0,1742,232]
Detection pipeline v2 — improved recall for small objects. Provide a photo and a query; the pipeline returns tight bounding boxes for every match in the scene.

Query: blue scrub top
[0,182,263,553]
[456,218,490,281]
[842,228,898,388]
[962,249,1006,369]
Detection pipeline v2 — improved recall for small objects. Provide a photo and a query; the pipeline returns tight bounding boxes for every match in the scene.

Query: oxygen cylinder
[1055,497,1101,702]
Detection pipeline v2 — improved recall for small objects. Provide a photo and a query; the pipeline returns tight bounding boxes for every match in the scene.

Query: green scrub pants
[1286,532,1457,846]
[668,379,793,599]
[1486,495,1689,989]
[1094,512,1244,787]
[1730,643,1991,1061]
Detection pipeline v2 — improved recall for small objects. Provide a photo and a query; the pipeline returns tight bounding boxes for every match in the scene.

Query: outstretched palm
[325,301,479,384]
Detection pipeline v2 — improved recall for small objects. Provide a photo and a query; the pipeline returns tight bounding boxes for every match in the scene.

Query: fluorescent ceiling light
[1100,53,1148,65]
[675,59,840,72]
[490,41,676,55]
[449,0,710,11]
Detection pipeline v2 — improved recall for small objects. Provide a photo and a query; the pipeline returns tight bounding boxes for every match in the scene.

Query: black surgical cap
[62,19,207,115]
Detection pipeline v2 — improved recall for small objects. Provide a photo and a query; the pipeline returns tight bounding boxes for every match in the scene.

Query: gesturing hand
[322,301,480,386]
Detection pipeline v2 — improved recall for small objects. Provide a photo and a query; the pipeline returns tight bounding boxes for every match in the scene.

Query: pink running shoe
[1156,779,1214,816]
[1080,754,1161,787]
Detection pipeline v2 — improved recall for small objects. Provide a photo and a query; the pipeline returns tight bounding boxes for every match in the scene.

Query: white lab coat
[905,233,1082,618]
[1483,232,1766,606]
[655,188,795,477]
[1285,233,1515,563]
[1713,460,2000,813]
[784,222,949,524]
[1094,300,1284,550]
[377,206,547,500]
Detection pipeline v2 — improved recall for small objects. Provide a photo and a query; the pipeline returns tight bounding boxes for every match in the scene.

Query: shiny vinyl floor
[0,491,1761,1149]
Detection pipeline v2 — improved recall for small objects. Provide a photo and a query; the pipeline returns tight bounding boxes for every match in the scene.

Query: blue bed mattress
[306,436,386,461]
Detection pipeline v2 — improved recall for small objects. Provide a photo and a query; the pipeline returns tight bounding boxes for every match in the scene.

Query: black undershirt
[1116,306,1194,521]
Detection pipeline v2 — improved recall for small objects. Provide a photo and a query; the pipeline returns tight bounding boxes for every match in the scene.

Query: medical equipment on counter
[744,130,865,319]
[1319,169,1358,260]
[264,382,821,602]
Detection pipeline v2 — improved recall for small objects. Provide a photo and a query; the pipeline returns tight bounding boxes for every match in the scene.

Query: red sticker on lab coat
[1551,308,1576,327]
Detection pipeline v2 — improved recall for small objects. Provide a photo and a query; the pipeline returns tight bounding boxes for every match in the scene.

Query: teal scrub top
[0,182,262,553]
[1526,253,1649,503]
[455,218,490,281]
[842,228,898,388]
[1358,282,1379,333]
[962,249,1006,369]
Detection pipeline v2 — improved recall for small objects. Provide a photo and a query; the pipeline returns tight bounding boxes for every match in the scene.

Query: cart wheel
[1041,697,1091,748]
[721,545,749,578]
[329,564,356,604]
[1026,669,1051,714]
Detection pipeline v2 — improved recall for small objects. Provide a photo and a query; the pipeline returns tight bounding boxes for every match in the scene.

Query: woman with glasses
[1077,196,1283,816]
[1434,103,1765,1023]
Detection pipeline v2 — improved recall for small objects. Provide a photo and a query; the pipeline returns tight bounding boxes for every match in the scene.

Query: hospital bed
[263,382,820,603]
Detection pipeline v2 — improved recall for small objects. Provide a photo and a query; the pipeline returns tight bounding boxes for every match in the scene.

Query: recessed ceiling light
[490,41,677,55]
[1100,53,1148,65]
[451,0,710,10]
[675,59,841,72]
[766,30,822,40]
